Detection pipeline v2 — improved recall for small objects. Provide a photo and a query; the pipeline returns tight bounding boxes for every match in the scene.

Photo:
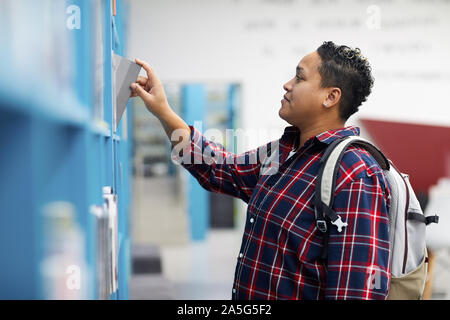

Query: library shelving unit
[182,84,241,240]
[0,0,132,299]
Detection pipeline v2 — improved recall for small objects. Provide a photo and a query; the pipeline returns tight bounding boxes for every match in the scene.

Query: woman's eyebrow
[296,66,306,75]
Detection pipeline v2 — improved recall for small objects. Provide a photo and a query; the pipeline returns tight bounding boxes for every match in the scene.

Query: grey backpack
[314,136,439,300]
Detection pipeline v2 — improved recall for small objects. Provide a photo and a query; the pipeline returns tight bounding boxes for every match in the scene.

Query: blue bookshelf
[181,84,240,240]
[0,0,133,299]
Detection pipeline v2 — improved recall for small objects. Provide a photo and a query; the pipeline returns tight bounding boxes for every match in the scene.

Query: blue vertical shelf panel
[103,0,132,300]
[104,0,116,300]
[86,130,102,300]
[182,85,209,241]
[104,0,115,193]
[69,0,96,300]
[228,84,241,228]
[105,0,118,300]
[113,0,131,300]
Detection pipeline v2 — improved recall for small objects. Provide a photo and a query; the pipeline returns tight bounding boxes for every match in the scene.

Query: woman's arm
[130,59,274,202]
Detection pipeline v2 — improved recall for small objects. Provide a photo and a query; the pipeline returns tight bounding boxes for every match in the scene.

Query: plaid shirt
[178,124,391,300]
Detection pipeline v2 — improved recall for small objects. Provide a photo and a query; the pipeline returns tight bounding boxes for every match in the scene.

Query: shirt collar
[280,125,361,150]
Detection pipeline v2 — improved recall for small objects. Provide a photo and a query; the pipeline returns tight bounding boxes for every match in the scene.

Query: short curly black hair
[316,41,374,121]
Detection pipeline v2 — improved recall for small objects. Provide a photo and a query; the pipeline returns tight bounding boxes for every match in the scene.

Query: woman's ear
[322,87,341,108]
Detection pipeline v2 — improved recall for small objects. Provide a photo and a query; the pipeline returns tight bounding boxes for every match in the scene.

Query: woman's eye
[296,75,302,81]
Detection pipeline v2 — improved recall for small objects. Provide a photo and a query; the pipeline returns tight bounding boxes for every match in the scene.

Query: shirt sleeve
[324,171,391,300]
[173,125,277,203]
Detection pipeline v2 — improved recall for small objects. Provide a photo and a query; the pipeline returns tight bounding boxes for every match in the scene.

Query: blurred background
[0,0,449,300]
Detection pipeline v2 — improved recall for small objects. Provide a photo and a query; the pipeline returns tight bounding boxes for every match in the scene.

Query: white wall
[128,0,450,150]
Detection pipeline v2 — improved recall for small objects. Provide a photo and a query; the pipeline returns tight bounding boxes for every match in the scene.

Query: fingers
[130,77,146,97]
[136,76,149,90]
[130,83,152,104]
[135,58,159,87]
[130,82,144,97]
[129,84,138,97]
[137,76,147,85]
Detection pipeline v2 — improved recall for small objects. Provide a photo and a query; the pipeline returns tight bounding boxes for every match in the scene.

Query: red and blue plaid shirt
[178,124,391,300]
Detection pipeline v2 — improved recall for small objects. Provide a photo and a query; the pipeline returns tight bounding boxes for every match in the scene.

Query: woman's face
[279,51,329,127]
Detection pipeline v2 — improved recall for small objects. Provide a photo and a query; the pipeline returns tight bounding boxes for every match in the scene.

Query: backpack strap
[407,211,439,225]
[315,136,390,260]
[315,136,389,232]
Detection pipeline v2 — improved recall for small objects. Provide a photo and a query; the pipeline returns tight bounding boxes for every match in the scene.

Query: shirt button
[250,217,255,223]
[239,253,243,258]
[232,288,236,293]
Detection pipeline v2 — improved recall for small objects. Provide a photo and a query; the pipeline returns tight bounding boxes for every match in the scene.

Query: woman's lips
[283,95,290,102]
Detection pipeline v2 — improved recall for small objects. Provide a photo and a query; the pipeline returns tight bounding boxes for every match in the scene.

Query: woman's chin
[278,106,287,120]
[279,109,296,126]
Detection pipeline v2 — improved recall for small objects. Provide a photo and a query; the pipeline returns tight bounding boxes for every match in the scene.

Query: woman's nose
[283,79,292,92]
